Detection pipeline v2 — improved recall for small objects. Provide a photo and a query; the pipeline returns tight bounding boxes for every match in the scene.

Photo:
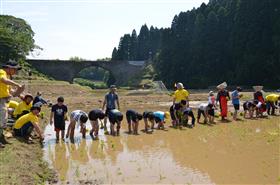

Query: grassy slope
[0,65,56,185]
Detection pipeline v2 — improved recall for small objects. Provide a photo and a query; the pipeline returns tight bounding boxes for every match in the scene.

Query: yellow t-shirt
[0,69,10,98]
[174,89,189,103]
[13,101,32,117]
[265,94,280,102]
[8,100,19,109]
[14,112,39,129]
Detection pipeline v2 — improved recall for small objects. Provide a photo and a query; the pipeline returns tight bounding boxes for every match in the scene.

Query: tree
[0,15,35,62]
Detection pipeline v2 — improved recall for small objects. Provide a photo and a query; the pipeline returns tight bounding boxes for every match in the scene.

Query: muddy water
[43,98,279,185]
[44,122,215,184]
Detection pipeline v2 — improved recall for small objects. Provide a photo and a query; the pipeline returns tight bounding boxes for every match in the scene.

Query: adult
[265,94,280,115]
[216,82,230,121]
[0,60,24,147]
[172,82,189,126]
[102,85,120,134]
[13,106,44,143]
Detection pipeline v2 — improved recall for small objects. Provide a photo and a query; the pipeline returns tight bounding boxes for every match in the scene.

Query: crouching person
[88,109,105,139]
[153,111,170,130]
[143,111,155,133]
[108,109,123,136]
[13,106,44,143]
[243,100,258,119]
[197,103,214,124]
[66,110,88,140]
[182,107,195,128]
[126,109,143,135]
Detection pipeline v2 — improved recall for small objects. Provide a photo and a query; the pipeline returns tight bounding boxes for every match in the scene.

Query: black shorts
[233,104,240,111]
[143,111,154,121]
[89,110,105,121]
[54,121,66,131]
[174,103,181,110]
[105,108,114,116]
[108,110,123,124]
[208,109,215,116]
[197,109,206,119]
[126,110,137,123]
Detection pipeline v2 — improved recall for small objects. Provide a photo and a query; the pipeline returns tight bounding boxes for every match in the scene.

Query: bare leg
[128,121,132,134]
[69,121,76,139]
[144,118,149,132]
[61,130,65,141]
[56,131,59,141]
[134,121,139,134]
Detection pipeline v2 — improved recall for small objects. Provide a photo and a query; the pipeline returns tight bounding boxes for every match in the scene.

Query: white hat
[217,82,227,89]
[253,86,263,91]
[176,82,184,89]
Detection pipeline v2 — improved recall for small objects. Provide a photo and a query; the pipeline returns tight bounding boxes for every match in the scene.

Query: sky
[1,0,208,60]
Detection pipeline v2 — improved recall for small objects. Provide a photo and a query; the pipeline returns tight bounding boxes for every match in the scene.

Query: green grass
[73,78,107,89]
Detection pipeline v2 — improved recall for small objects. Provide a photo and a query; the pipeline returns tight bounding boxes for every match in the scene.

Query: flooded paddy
[25,82,279,184]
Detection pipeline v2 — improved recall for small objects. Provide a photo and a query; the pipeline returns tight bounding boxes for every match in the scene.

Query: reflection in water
[43,122,215,184]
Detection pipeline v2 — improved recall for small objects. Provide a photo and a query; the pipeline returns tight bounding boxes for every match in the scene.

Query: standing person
[172,82,189,126]
[102,85,120,134]
[126,109,143,135]
[88,109,105,139]
[66,110,88,141]
[231,87,243,121]
[216,82,230,121]
[13,106,44,144]
[265,94,280,115]
[13,94,33,119]
[0,60,24,147]
[108,109,123,136]
[50,97,68,142]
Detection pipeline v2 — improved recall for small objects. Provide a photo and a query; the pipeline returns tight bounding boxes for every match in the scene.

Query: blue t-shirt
[105,93,118,109]
[231,90,240,105]
[153,111,165,122]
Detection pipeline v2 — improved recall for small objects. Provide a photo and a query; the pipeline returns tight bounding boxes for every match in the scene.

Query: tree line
[112,0,280,88]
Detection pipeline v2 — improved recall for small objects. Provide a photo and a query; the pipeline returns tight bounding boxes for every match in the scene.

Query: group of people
[170,82,280,128]
[0,60,279,147]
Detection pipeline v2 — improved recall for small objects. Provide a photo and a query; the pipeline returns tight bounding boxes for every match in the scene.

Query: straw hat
[217,82,227,89]
[253,86,263,92]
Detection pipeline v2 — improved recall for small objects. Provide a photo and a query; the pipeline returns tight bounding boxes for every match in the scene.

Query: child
[182,107,195,128]
[13,106,44,143]
[126,109,143,135]
[108,109,123,136]
[13,94,33,119]
[50,97,68,142]
[153,111,170,130]
[243,100,258,119]
[197,103,214,124]
[66,110,88,140]
[88,109,105,139]
[143,111,155,132]
[231,87,242,120]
